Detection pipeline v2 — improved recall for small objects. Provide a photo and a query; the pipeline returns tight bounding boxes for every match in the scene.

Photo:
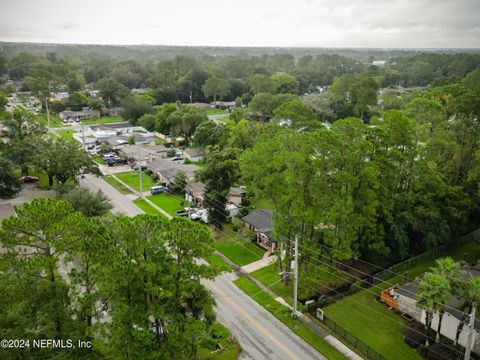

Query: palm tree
[454,277,480,346]
[417,272,451,346]
[432,257,462,342]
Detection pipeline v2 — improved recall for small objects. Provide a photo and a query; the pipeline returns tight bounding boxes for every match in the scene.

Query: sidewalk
[109,174,172,219]
[240,254,276,273]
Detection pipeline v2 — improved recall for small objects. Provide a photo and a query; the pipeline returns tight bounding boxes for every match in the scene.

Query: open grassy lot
[212,225,264,266]
[81,116,124,125]
[104,176,133,195]
[206,108,228,115]
[323,239,480,360]
[133,198,161,215]
[234,277,348,360]
[35,114,63,127]
[56,129,77,141]
[146,193,184,216]
[115,171,157,193]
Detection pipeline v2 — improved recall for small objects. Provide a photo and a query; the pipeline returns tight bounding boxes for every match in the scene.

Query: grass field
[206,108,229,115]
[56,129,77,142]
[213,241,264,267]
[146,193,184,216]
[234,277,348,360]
[104,176,133,195]
[323,240,480,360]
[35,114,63,127]
[81,116,124,125]
[154,138,167,145]
[133,198,162,215]
[115,171,157,193]
[212,225,264,266]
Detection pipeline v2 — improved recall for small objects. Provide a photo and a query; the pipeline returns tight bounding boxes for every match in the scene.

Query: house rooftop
[90,122,133,131]
[229,187,247,196]
[184,148,204,158]
[242,209,273,232]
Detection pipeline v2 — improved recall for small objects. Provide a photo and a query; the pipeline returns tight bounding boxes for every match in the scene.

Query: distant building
[228,187,247,206]
[372,60,387,66]
[118,144,169,161]
[60,110,100,122]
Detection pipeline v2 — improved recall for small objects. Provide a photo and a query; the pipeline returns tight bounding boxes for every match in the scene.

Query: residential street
[203,273,325,360]
[77,176,325,360]
[79,174,143,216]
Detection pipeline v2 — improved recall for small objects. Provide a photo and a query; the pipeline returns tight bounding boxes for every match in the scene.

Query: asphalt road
[80,175,325,360]
[204,273,325,360]
[80,174,143,216]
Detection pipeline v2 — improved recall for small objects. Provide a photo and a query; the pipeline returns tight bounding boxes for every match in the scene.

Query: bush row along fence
[322,315,386,360]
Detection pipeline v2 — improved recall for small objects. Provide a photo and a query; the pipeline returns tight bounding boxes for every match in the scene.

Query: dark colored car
[106,157,128,166]
[19,176,39,183]
[175,209,188,217]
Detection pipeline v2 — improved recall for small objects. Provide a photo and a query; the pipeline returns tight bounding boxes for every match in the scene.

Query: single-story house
[212,101,236,110]
[187,181,206,204]
[183,148,204,162]
[228,187,247,206]
[60,110,100,122]
[118,144,168,161]
[191,102,212,109]
[52,92,69,101]
[147,159,198,186]
[241,209,276,251]
[380,267,480,355]
[106,107,123,116]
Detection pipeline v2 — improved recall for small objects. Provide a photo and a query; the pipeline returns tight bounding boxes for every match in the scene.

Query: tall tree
[202,76,230,104]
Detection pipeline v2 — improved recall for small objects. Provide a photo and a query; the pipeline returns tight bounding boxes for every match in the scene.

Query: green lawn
[94,155,106,164]
[205,252,233,273]
[250,263,293,303]
[146,194,185,216]
[104,176,133,195]
[35,114,63,127]
[251,198,274,210]
[133,198,161,215]
[81,116,124,125]
[234,277,347,360]
[206,108,228,115]
[198,322,241,360]
[213,241,264,267]
[56,129,77,142]
[115,171,157,193]
[323,240,480,360]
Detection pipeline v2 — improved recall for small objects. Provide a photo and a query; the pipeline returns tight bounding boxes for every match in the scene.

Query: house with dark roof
[380,267,480,354]
[241,209,276,251]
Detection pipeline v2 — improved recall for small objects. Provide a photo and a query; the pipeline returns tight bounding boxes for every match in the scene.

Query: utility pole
[292,235,299,318]
[45,82,51,128]
[138,156,143,199]
[81,122,85,147]
[464,304,476,360]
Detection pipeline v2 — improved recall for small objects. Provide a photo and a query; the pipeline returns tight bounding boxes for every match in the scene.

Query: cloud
[55,22,78,30]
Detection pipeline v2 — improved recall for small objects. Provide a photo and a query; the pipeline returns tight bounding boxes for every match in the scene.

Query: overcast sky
[1,0,479,48]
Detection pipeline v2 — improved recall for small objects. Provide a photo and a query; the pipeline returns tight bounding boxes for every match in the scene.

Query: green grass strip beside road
[81,116,124,125]
[234,277,348,360]
[104,176,133,195]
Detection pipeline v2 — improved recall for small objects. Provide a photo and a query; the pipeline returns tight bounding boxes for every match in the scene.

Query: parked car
[106,157,128,166]
[19,176,39,183]
[150,186,166,195]
[131,163,147,171]
[190,209,208,223]
[171,157,184,162]
[175,209,188,217]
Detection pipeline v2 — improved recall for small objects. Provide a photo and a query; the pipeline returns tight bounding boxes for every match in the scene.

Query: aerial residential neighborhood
[0,1,479,360]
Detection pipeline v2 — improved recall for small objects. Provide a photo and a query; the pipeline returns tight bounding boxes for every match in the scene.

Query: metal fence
[322,316,386,360]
